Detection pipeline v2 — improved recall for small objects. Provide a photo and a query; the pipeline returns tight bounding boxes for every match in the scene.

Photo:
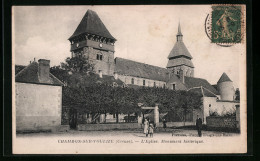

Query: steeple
[177,22,183,42]
[166,22,194,77]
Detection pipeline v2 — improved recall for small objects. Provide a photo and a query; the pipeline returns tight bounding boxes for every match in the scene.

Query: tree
[235,88,240,101]
[61,57,94,73]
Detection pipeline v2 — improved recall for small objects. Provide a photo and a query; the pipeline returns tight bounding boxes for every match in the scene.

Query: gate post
[154,104,159,126]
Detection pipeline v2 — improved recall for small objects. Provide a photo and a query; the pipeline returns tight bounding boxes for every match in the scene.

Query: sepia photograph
[12,5,247,154]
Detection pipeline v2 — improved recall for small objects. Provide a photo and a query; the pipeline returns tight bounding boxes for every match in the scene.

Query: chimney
[179,69,185,84]
[99,70,103,78]
[38,59,51,83]
[114,72,118,80]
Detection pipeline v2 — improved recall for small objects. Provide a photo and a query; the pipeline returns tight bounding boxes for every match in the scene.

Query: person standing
[143,119,149,137]
[163,119,167,131]
[148,123,154,137]
[196,115,203,137]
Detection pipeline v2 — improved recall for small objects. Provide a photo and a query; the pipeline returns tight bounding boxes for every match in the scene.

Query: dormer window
[96,53,103,60]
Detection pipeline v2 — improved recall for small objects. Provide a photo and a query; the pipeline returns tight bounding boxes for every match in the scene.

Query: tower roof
[167,41,193,59]
[217,72,232,83]
[69,10,116,41]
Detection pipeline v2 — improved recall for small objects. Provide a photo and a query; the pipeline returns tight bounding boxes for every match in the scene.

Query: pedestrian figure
[148,123,154,137]
[143,119,149,137]
[196,115,203,137]
[163,119,167,131]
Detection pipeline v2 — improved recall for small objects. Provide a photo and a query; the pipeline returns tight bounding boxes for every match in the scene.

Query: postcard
[12,5,247,154]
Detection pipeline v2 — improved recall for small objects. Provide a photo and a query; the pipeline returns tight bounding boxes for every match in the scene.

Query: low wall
[77,122,195,131]
[206,116,238,130]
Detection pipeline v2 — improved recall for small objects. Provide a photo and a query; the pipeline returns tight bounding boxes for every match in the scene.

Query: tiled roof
[69,10,116,40]
[15,65,26,75]
[188,87,217,97]
[167,41,193,59]
[15,62,64,86]
[166,57,194,68]
[114,57,171,82]
[184,77,219,95]
[217,72,232,83]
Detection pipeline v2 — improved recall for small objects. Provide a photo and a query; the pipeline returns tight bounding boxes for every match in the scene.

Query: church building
[68,10,239,123]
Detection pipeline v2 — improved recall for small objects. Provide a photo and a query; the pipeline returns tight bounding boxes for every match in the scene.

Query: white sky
[13,5,244,87]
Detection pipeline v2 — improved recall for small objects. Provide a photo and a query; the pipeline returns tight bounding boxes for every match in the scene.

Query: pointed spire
[69,10,116,41]
[176,21,183,42]
[217,72,232,83]
[177,21,182,35]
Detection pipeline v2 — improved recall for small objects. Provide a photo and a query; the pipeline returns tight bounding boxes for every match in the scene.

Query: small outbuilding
[15,59,64,132]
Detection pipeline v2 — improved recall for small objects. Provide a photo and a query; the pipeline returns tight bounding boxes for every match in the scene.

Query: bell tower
[166,22,194,77]
[68,10,116,76]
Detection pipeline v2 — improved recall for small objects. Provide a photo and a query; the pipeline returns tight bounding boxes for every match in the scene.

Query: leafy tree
[61,57,94,73]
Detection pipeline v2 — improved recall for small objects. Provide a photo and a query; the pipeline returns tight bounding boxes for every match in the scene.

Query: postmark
[205,5,245,46]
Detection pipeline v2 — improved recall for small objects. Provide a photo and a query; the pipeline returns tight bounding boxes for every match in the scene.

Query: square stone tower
[68,10,116,76]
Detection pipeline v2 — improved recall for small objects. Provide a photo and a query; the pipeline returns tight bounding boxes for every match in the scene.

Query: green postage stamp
[211,5,243,44]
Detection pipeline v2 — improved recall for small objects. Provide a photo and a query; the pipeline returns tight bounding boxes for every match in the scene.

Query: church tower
[68,10,116,76]
[166,23,194,77]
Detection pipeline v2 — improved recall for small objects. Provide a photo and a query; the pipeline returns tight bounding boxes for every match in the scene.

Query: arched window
[131,78,134,84]
[143,80,146,86]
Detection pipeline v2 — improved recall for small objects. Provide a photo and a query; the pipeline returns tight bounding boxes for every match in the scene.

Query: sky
[13,5,244,87]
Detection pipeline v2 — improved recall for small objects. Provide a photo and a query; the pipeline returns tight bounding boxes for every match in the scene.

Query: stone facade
[170,65,194,77]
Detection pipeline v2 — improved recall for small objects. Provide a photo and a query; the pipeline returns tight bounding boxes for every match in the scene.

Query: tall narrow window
[131,78,134,84]
[172,84,176,90]
[143,80,146,86]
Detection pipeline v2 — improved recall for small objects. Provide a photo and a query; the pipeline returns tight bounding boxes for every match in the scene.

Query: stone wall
[16,82,62,132]
[206,116,237,129]
[203,97,239,124]
[78,123,139,131]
